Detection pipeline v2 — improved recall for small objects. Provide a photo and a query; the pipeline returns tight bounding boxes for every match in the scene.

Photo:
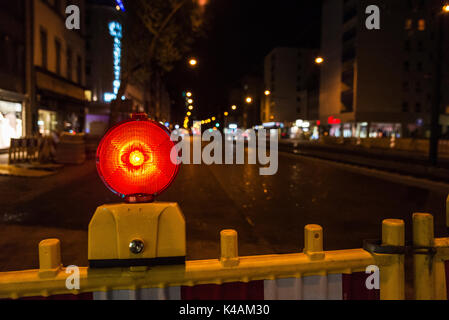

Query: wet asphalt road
[0,150,447,271]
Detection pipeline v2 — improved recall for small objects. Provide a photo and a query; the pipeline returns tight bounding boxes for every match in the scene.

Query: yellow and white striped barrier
[0,217,406,300]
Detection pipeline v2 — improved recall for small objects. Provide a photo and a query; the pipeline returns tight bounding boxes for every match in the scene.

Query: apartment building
[320,0,449,138]
[0,1,28,149]
[34,0,88,135]
[262,47,320,126]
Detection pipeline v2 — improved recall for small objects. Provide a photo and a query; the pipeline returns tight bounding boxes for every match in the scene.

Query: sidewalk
[0,153,64,178]
[0,153,7,165]
[279,139,449,182]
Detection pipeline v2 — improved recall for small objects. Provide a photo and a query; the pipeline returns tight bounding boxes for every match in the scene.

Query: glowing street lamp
[231,105,237,110]
[245,97,253,104]
[224,111,229,116]
[188,58,198,67]
[315,57,324,64]
[186,92,192,97]
[444,4,449,12]
[188,105,194,110]
[264,90,271,96]
[187,112,191,116]
[187,99,194,104]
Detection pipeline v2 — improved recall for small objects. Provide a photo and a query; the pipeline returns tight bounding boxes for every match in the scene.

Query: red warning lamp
[96,113,179,203]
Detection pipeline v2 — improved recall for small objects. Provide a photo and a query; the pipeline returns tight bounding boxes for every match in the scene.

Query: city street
[0,150,447,273]
[2,0,449,305]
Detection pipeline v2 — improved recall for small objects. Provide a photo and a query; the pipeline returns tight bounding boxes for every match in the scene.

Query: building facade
[85,0,165,134]
[0,1,28,149]
[33,0,88,136]
[241,75,262,129]
[262,47,320,127]
[85,0,124,135]
[320,0,449,138]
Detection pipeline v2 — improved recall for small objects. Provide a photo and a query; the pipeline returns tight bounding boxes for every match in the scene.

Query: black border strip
[89,256,185,268]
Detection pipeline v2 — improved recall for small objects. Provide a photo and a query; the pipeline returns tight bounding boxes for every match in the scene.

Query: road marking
[280,152,449,193]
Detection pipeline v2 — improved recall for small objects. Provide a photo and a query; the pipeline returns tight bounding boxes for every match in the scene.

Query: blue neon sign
[104,21,122,102]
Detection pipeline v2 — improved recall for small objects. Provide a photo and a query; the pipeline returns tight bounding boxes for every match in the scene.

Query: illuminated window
[405,19,412,30]
[418,19,426,31]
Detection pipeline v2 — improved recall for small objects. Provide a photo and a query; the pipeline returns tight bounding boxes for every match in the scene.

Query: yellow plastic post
[413,213,434,300]
[380,219,405,300]
[38,239,62,278]
[446,195,449,231]
[304,224,325,260]
[220,229,239,267]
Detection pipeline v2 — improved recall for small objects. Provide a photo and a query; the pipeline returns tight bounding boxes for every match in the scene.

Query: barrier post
[304,224,325,260]
[220,229,239,267]
[380,219,405,300]
[38,239,62,278]
[446,195,449,234]
[413,213,434,300]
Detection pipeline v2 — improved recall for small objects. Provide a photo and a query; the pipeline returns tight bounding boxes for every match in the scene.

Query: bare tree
[109,0,206,126]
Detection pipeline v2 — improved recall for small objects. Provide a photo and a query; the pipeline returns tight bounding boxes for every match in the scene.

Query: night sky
[167,0,322,123]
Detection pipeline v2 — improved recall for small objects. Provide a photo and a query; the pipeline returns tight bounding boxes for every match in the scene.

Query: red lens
[96,118,179,200]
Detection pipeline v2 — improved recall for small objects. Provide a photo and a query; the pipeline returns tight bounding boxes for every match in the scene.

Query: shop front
[35,68,88,137]
[37,109,58,136]
[0,99,24,150]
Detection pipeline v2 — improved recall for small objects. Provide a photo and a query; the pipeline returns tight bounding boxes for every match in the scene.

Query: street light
[231,105,237,110]
[315,57,324,64]
[224,111,229,116]
[245,97,253,104]
[187,99,193,104]
[188,58,198,67]
[264,90,271,96]
[188,105,194,110]
[186,92,192,97]
[444,4,449,12]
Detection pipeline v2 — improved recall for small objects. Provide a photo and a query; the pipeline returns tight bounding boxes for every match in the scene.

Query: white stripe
[264,274,342,300]
[93,287,181,300]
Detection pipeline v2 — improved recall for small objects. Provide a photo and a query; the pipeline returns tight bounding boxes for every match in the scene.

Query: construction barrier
[0,216,410,300]
[8,137,40,164]
[55,133,86,165]
[411,195,449,300]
